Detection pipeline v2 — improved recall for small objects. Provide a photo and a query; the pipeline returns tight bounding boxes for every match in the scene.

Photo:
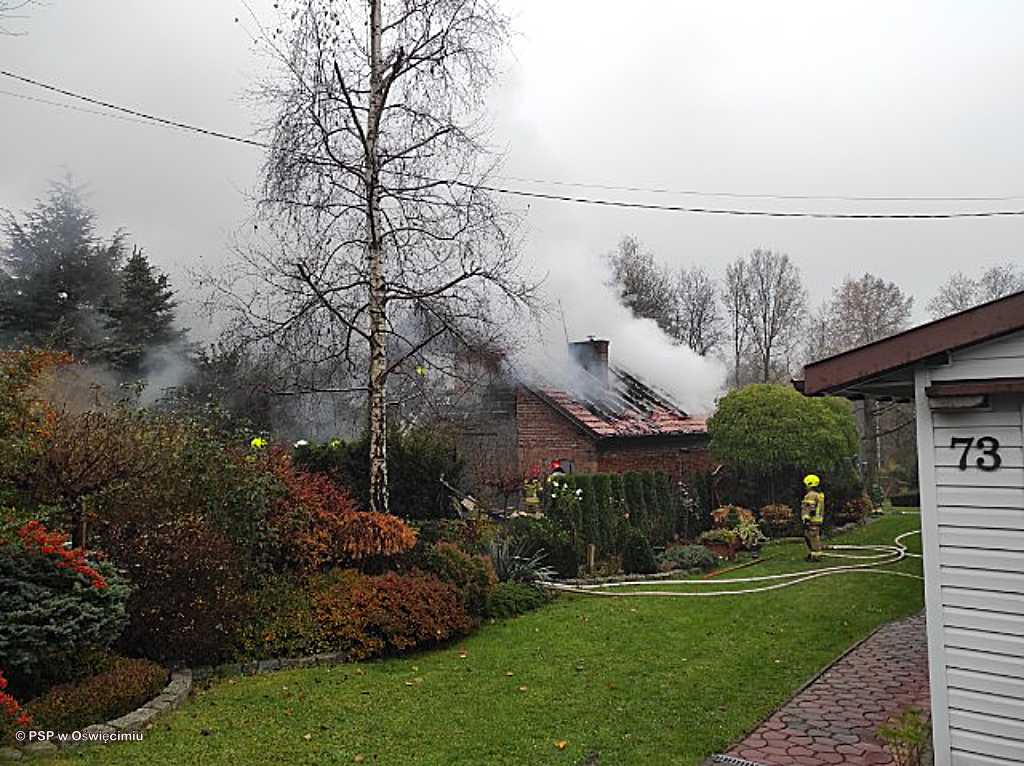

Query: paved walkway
[725,612,930,766]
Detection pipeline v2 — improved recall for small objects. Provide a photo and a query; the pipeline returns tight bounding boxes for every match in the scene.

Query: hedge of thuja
[544,470,682,559]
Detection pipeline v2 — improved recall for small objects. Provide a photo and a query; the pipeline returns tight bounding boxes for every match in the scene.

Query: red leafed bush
[311,570,472,661]
[24,657,167,735]
[0,670,30,739]
[112,515,251,665]
[269,453,417,572]
[13,521,107,589]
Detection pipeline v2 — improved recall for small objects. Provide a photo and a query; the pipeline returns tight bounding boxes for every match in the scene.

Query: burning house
[458,338,713,506]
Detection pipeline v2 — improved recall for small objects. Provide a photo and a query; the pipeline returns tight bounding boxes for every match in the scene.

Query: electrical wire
[3,68,1024,219]
[495,174,1024,203]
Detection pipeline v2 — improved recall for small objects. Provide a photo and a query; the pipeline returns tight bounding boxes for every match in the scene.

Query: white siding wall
[917,331,1024,766]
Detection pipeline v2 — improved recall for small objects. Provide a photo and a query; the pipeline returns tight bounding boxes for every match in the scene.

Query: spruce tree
[0,178,124,352]
[102,247,184,372]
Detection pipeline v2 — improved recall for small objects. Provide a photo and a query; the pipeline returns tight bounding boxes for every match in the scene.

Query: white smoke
[517,239,726,417]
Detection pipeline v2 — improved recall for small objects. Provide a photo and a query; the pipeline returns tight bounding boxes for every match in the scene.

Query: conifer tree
[0,178,124,352]
[102,247,184,372]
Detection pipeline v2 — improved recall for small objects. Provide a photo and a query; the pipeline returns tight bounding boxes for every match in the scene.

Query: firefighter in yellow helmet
[801,474,825,561]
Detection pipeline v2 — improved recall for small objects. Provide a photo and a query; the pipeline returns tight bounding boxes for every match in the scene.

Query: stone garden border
[1,670,192,760]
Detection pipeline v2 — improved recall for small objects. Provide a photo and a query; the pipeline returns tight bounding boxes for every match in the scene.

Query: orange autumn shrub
[310,570,471,660]
[268,452,417,572]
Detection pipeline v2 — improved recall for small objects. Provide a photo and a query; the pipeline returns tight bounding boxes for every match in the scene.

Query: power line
[0,69,270,150]
[495,174,1024,203]
[466,184,1024,219]
[4,68,1024,220]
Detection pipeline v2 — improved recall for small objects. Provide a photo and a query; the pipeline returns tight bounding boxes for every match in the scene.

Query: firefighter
[523,467,542,511]
[801,474,825,562]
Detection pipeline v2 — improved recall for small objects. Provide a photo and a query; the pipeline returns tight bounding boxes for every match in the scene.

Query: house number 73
[950,436,1002,471]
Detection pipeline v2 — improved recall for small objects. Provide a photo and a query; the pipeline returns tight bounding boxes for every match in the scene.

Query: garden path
[722,611,930,766]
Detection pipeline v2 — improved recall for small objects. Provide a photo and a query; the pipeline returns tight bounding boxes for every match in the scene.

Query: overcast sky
[3,0,1024,339]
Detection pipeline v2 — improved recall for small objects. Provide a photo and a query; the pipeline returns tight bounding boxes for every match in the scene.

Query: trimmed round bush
[656,544,716,573]
[484,582,547,619]
[621,527,657,575]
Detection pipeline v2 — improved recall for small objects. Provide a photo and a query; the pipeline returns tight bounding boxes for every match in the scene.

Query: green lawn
[51,514,923,766]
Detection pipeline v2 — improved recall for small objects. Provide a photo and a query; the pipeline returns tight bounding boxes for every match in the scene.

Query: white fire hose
[545,530,923,598]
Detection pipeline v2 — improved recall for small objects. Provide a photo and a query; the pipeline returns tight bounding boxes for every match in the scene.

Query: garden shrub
[111,515,251,666]
[711,505,752,529]
[622,472,648,531]
[506,516,578,579]
[759,503,796,538]
[311,570,472,661]
[0,521,129,685]
[642,472,664,540]
[293,427,465,520]
[422,542,496,617]
[653,472,676,542]
[589,474,616,551]
[656,544,716,573]
[484,582,547,619]
[0,670,31,741]
[621,526,657,575]
[269,452,417,573]
[412,518,498,556]
[709,384,859,510]
[836,496,873,526]
[486,537,555,584]
[236,575,323,660]
[574,474,599,548]
[24,656,167,735]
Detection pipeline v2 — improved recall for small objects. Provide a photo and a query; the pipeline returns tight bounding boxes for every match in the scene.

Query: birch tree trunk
[366,0,389,514]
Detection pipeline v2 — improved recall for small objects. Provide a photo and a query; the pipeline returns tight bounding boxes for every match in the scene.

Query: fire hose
[545,530,923,598]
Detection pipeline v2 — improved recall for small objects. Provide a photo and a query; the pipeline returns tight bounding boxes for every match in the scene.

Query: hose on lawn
[545,530,923,598]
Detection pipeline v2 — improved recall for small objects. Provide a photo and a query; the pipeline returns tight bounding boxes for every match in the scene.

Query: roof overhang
[800,290,1024,398]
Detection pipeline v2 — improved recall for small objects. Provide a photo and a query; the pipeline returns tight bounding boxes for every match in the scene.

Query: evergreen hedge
[545,470,682,557]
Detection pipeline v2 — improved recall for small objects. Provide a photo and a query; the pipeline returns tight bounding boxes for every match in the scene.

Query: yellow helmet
[250,436,268,450]
[803,474,820,488]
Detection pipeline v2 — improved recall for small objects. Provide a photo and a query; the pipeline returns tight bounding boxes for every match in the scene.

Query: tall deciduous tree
[729,249,806,384]
[606,235,674,332]
[673,265,724,356]
[213,0,536,514]
[926,263,1024,319]
[723,258,749,388]
[820,273,914,493]
[0,179,125,353]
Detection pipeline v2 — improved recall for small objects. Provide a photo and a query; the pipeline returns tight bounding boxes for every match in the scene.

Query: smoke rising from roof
[517,238,726,416]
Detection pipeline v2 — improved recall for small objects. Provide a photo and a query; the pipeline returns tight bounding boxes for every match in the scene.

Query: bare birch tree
[213,0,536,513]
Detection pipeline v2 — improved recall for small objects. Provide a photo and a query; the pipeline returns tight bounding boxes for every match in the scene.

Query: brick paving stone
[726,612,929,766]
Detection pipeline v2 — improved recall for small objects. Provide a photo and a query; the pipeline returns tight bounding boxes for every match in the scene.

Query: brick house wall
[515,388,598,476]
[597,438,713,485]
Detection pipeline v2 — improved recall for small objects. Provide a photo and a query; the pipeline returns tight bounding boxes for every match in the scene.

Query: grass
[51,514,923,766]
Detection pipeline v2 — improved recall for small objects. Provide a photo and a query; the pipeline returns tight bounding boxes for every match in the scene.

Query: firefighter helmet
[803,474,820,489]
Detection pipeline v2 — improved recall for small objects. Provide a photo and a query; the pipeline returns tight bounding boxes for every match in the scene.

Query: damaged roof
[529,365,707,439]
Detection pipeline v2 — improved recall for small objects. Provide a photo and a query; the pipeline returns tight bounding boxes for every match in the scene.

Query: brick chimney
[569,337,610,386]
